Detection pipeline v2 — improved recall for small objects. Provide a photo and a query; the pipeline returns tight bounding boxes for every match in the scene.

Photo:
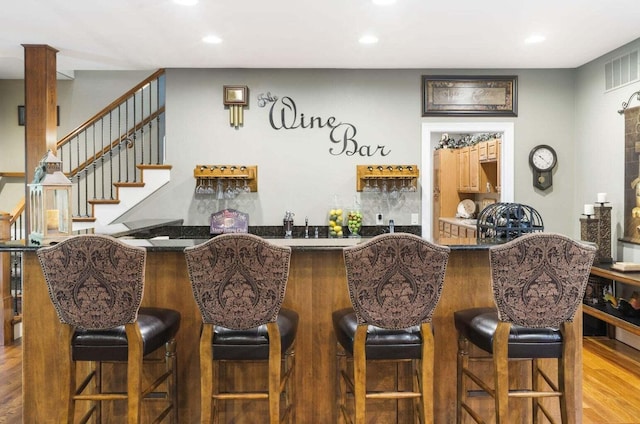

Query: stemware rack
[193,165,258,192]
[356,164,419,192]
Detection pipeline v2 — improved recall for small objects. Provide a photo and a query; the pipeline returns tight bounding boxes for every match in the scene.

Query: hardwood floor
[0,337,639,423]
[0,338,22,424]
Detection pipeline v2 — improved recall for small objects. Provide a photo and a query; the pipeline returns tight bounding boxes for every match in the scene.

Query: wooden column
[22,44,58,235]
[0,212,12,345]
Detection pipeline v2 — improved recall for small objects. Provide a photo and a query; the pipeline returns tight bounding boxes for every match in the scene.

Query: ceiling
[1,0,639,79]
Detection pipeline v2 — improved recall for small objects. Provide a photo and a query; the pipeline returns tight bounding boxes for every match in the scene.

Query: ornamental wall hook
[618,90,640,114]
[223,85,249,128]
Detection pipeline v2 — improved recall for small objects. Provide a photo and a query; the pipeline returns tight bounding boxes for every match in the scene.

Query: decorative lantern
[28,150,73,245]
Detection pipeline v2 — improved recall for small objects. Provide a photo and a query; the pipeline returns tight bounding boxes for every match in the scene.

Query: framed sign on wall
[421,75,518,117]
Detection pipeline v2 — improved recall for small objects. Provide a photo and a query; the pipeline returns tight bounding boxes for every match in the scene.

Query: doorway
[421,122,515,239]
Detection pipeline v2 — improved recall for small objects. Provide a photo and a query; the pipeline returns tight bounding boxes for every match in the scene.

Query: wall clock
[529,144,557,190]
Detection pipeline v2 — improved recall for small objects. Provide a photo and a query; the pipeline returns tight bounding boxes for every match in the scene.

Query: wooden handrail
[57,68,165,147]
[9,198,25,227]
[0,172,25,178]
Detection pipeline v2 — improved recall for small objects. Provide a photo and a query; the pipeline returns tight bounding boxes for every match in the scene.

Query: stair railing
[56,69,166,219]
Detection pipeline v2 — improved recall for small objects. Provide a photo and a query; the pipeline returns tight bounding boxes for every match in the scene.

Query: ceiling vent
[605,50,639,91]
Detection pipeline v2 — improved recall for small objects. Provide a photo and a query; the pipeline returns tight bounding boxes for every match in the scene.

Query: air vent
[605,50,639,91]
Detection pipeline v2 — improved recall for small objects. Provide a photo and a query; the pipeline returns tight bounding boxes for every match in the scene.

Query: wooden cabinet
[438,219,477,239]
[433,149,463,240]
[458,145,482,193]
[458,140,501,194]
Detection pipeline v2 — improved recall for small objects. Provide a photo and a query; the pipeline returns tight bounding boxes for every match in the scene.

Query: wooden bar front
[21,243,582,423]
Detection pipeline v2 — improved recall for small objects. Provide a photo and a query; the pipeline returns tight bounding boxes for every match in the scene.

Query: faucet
[283,211,294,238]
[389,219,395,234]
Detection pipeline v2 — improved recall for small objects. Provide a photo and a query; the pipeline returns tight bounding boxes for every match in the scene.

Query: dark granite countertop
[0,219,497,252]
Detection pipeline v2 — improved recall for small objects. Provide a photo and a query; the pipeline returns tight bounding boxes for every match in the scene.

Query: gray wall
[115,67,577,235]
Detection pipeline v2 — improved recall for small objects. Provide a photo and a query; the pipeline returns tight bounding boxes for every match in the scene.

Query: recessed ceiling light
[359,35,379,45]
[372,0,396,5]
[202,35,223,44]
[525,34,546,44]
[174,0,198,5]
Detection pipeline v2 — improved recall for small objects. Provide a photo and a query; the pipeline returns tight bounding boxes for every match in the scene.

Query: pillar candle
[46,209,59,231]
[584,204,595,216]
[597,192,607,203]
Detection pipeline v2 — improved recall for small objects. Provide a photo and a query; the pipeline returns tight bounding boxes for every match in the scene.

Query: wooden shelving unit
[193,165,258,192]
[356,164,419,192]
[586,265,640,336]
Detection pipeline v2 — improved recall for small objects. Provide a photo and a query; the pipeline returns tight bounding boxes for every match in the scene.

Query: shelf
[585,264,640,337]
[583,303,640,336]
[356,164,419,192]
[193,165,258,192]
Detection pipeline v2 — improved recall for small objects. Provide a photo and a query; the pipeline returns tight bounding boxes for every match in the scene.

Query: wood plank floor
[0,337,638,423]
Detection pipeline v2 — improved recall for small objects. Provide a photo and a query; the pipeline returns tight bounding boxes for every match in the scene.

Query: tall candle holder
[594,203,613,263]
[580,214,599,251]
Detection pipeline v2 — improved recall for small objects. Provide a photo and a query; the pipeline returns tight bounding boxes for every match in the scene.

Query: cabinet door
[457,147,470,191]
[487,139,498,160]
[469,145,480,191]
[478,141,488,161]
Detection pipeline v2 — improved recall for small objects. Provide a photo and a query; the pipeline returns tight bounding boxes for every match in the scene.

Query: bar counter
[9,231,580,423]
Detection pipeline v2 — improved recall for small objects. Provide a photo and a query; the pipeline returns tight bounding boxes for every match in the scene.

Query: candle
[46,209,59,231]
[584,204,595,216]
[597,192,607,203]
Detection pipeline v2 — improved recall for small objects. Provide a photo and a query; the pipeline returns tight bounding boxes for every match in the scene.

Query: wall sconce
[223,85,248,128]
[29,150,73,245]
[18,105,60,126]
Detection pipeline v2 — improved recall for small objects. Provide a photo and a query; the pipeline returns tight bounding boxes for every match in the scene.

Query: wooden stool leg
[267,322,282,424]
[420,323,434,424]
[456,333,469,424]
[201,325,214,424]
[561,323,577,424]
[336,346,348,424]
[165,338,178,424]
[493,322,510,424]
[125,324,143,424]
[353,326,367,424]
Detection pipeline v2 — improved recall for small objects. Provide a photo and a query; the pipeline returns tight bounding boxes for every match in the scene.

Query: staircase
[55,69,169,229]
[74,164,171,230]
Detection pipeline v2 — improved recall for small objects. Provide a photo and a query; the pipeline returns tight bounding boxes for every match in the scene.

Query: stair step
[88,199,120,205]
[73,216,97,222]
[114,182,145,188]
[138,164,172,170]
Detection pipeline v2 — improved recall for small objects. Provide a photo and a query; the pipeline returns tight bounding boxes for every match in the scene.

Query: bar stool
[332,233,450,424]
[36,234,180,424]
[454,233,596,424]
[184,233,298,424]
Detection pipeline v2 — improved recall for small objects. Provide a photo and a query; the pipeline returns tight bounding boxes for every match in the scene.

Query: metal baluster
[141,86,145,165]
[125,99,130,182]
[132,93,138,182]
[117,104,122,183]
[92,126,97,212]
[100,117,105,199]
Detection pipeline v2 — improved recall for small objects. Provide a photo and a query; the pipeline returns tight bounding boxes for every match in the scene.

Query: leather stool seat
[453,307,562,359]
[211,308,299,360]
[73,307,181,362]
[332,307,422,360]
